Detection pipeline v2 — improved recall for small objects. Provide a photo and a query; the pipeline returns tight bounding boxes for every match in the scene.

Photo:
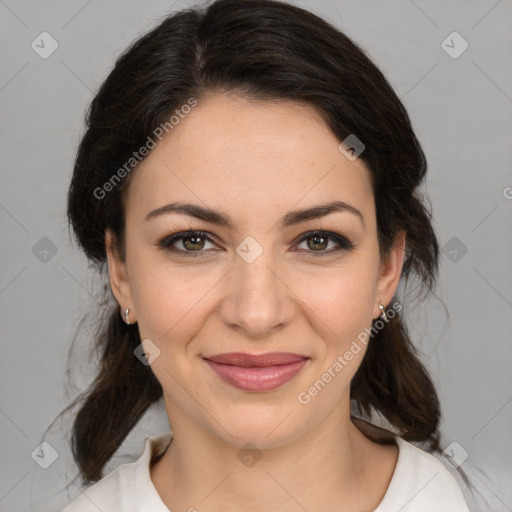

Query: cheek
[128,254,218,345]
[297,261,377,326]
[294,271,377,397]
[127,238,380,356]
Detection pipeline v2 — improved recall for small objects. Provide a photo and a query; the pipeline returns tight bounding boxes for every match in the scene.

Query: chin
[207,399,306,449]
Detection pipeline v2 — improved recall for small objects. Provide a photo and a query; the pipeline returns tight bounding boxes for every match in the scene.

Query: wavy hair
[55,0,467,488]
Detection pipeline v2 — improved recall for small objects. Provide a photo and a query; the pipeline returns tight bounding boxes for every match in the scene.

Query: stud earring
[123,307,131,325]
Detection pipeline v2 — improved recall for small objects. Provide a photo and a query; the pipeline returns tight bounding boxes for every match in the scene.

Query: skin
[106,92,406,511]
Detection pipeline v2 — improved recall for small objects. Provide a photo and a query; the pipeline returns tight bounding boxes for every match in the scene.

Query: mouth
[203,352,309,392]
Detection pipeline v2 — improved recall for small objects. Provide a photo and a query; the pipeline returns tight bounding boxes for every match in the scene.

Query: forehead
[126,93,374,225]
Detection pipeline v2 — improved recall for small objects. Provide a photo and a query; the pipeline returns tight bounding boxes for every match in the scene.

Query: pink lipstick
[204,352,308,392]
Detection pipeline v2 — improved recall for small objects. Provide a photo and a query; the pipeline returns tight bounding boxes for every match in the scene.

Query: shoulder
[62,432,173,512]
[374,436,470,512]
[62,465,125,512]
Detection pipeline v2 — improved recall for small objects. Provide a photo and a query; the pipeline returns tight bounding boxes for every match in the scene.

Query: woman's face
[106,93,404,448]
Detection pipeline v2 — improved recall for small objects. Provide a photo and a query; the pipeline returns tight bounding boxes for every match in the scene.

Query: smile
[203,352,309,392]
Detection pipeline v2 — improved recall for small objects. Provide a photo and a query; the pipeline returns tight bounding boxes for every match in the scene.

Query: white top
[63,431,470,511]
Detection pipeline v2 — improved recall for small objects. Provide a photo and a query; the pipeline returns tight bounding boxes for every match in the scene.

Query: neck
[150,401,388,512]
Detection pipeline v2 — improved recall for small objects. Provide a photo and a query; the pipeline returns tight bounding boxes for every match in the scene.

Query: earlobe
[105,229,135,318]
[374,230,406,317]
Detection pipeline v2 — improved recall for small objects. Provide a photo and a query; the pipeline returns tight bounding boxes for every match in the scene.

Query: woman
[61,0,470,510]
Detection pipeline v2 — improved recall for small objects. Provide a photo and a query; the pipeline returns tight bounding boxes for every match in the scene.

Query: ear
[373,230,406,318]
[105,229,135,320]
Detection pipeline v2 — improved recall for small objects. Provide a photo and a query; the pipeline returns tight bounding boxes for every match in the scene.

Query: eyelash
[157,230,354,258]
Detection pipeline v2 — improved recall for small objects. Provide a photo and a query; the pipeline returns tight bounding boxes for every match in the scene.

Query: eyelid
[292,230,354,255]
[157,229,354,256]
[157,230,218,257]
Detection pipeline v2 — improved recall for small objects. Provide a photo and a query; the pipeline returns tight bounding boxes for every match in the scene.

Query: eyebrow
[144,200,364,229]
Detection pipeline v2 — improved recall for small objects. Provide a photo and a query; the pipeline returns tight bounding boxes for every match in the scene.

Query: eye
[158,230,218,257]
[157,229,354,258]
[293,230,354,256]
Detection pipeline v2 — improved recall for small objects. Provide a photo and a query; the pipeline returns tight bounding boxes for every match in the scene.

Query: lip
[203,352,309,392]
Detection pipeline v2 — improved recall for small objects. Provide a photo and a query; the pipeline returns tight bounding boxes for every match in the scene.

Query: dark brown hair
[59,0,454,487]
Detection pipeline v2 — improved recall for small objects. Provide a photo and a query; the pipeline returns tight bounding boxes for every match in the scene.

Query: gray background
[0,0,511,510]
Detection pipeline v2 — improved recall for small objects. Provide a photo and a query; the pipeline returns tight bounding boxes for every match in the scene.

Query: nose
[219,245,294,338]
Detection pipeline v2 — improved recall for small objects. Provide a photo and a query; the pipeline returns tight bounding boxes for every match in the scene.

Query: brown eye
[181,234,206,251]
[295,230,354,255]
[158,231,217,256]
[306,234,329,251]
